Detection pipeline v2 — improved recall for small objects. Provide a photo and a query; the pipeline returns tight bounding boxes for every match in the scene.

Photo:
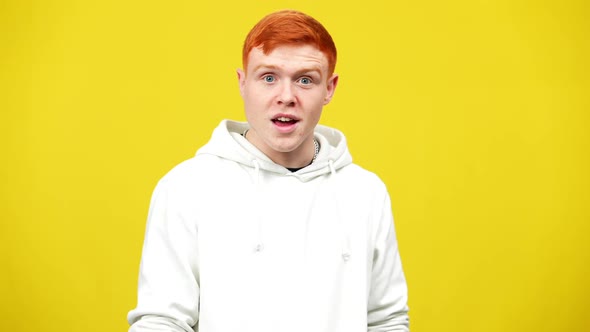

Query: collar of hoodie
[196,120,353,182]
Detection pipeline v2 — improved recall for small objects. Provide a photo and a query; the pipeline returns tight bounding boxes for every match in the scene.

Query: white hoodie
[128,120,409,332]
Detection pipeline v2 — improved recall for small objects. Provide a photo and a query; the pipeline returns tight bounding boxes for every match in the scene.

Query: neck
[244,130,317,168]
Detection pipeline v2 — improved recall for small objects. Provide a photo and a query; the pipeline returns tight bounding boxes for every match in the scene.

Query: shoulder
[337,163,388,194]
[153,154,234,195]
[159,154,212,182]
[330,163,390,211]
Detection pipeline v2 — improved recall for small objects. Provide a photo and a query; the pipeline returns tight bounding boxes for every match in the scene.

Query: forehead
[247,44,329,74]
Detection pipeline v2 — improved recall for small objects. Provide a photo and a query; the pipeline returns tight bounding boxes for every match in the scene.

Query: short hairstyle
[242,10,337,76]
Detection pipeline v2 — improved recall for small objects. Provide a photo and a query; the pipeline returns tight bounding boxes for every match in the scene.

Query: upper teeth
[277,117,292,122]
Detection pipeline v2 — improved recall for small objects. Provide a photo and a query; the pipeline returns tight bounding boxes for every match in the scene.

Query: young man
[128,10,409,332]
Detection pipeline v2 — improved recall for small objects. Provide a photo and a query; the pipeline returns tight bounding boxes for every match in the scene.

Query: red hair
[242,10,337,76]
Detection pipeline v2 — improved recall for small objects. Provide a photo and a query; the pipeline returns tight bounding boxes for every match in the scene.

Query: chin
[271,145,298,154]
[270,140,302,154]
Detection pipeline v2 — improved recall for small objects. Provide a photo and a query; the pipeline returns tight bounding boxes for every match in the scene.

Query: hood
[196,120,353,182]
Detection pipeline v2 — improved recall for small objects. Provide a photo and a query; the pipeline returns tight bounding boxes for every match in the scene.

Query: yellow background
[1,0,588,331]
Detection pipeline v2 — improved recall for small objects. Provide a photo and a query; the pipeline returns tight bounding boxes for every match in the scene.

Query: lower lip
[272,120,298,133]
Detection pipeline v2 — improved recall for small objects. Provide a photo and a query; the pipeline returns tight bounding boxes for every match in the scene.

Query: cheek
[244,87,271,104]
[243,93,269,119]
[306,91,328,108]
[242,92,258,109]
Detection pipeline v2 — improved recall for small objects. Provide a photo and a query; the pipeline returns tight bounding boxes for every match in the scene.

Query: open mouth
[272,116,299,126]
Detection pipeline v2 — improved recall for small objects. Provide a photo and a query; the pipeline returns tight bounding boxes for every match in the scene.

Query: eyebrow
[252,64,324,79]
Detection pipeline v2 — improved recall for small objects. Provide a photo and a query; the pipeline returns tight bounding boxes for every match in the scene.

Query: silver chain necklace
[312,138,319,163]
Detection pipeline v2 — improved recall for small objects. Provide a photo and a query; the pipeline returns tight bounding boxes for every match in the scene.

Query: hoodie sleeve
[127,177,200,332]
[367,191,409,331]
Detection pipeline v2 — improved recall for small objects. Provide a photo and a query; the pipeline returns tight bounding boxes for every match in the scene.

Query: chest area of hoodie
[185,172,376,279]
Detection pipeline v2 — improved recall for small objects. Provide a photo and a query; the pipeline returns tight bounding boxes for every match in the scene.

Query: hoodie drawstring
[328,159,337,176]
[252,160,265,253]
[329,160,351,262]
[253,159,260,186]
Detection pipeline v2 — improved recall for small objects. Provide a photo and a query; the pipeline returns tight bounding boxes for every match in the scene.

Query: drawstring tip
[254,244,264,253]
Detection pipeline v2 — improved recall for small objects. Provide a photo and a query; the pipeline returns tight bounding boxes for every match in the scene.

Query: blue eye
[299,77,312,85]
[264,75,275,83]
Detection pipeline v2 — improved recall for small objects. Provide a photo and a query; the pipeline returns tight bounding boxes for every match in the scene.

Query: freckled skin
[237,45,338,168]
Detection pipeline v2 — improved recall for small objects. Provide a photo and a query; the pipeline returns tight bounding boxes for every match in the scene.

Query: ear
[237,69,246,97]
[323,74,339,105]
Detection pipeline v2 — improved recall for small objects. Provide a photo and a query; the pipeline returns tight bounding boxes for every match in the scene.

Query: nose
[277,81,296,106]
